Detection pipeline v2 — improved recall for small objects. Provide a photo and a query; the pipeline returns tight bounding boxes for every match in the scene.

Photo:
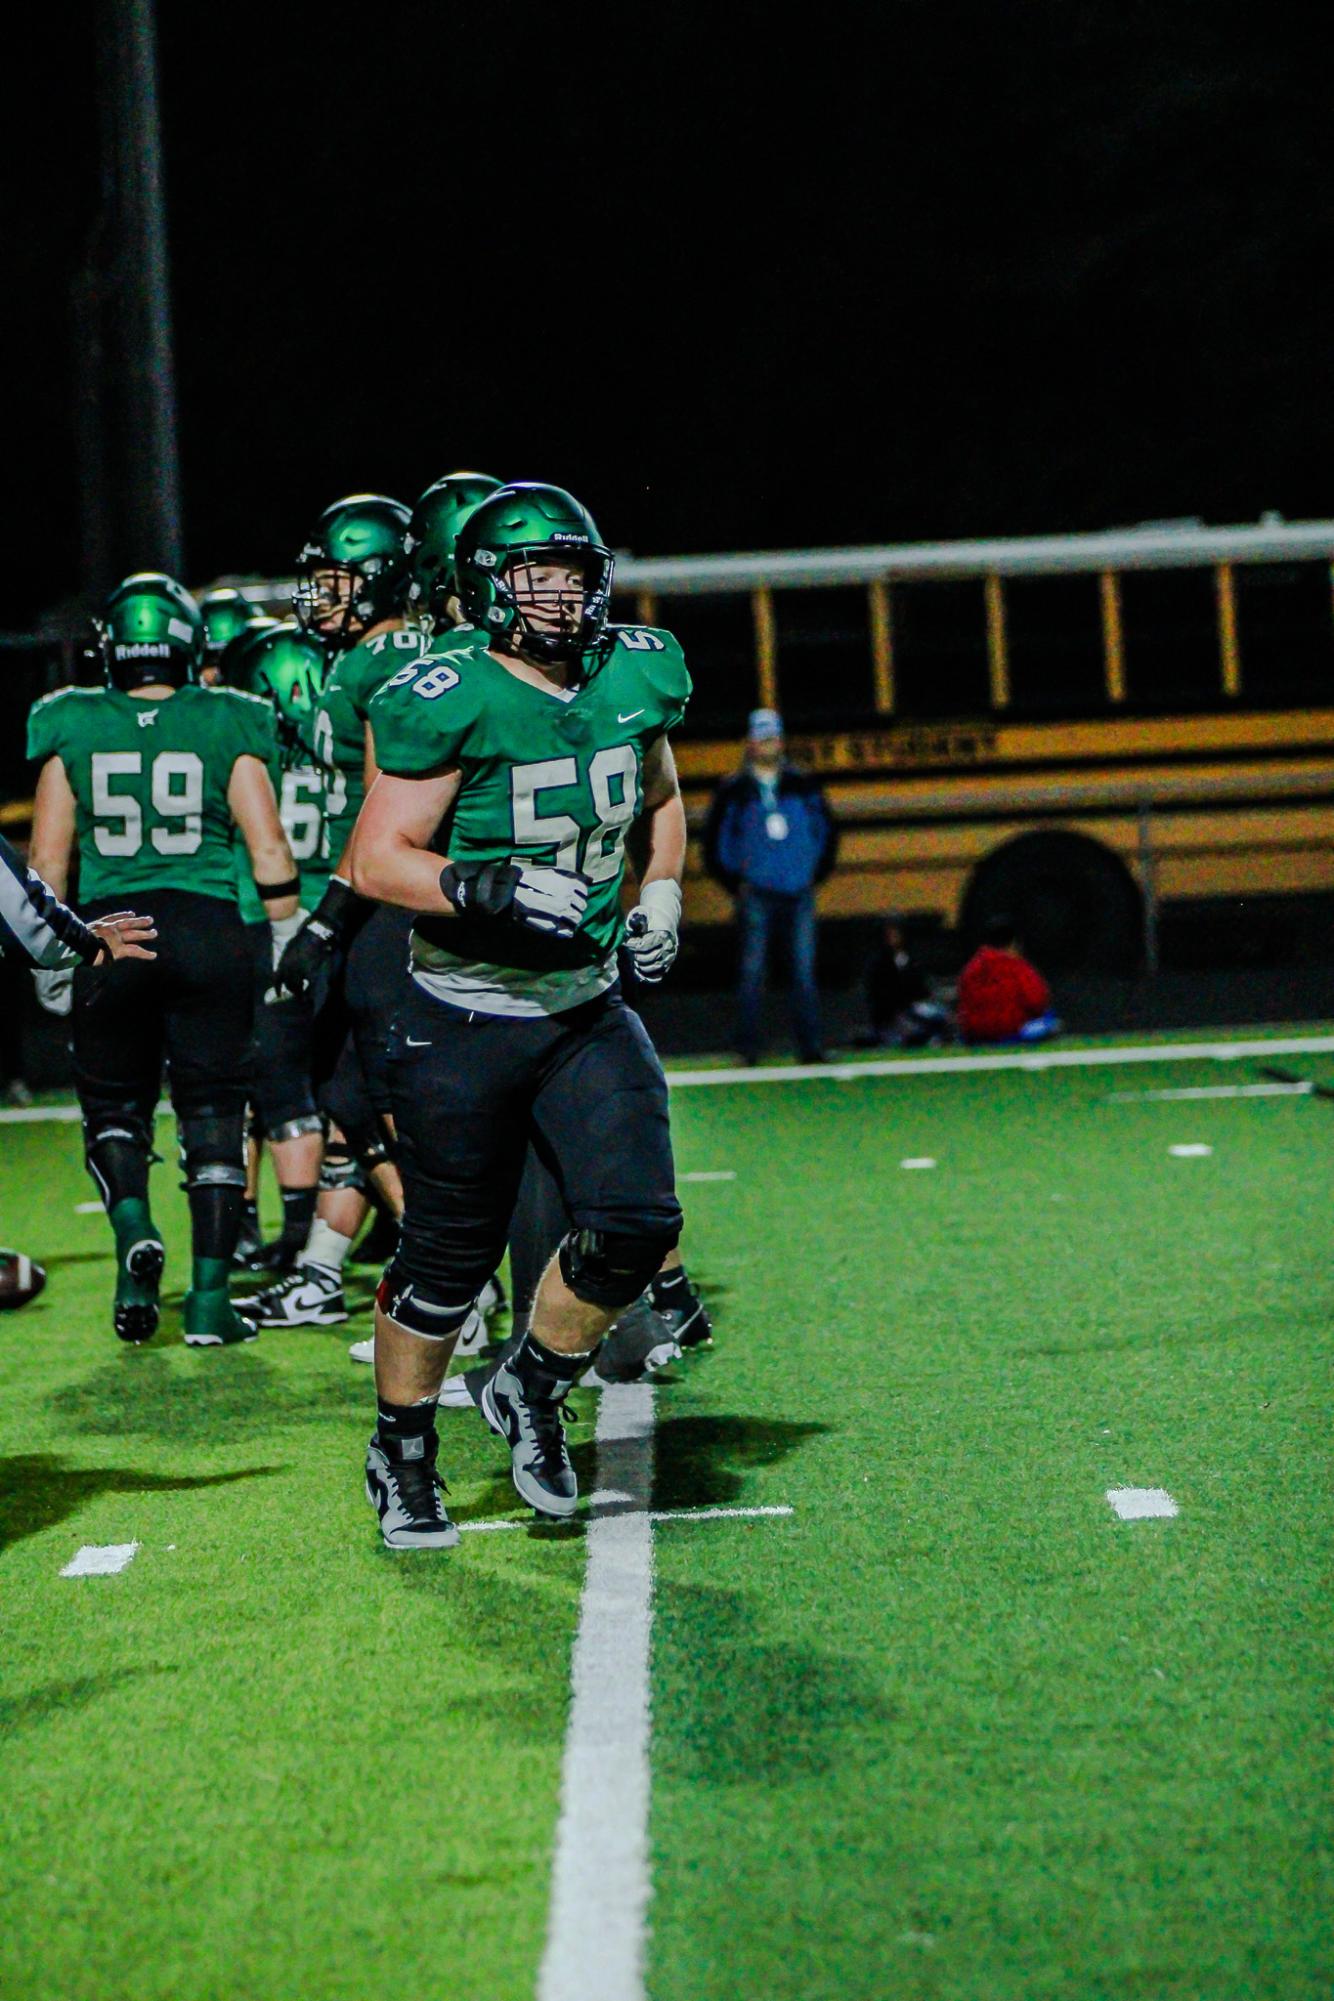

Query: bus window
[1233,563,1334,705]
[1005,574,1109,718]
[643,594,756,737]
[892,579,991,718]
[1118,569,1220,711]
[772,588,873,729]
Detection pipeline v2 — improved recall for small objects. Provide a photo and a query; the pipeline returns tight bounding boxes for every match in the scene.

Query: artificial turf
[2,1028,1331,1999]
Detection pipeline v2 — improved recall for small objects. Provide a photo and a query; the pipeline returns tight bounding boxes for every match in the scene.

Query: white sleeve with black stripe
[0,832,98,970]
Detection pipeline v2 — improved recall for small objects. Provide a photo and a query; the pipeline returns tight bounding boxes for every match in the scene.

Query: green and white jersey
[26,683,278,906]
[234,725,330,924]
[313,625,431,867]
[368,623,691,1016]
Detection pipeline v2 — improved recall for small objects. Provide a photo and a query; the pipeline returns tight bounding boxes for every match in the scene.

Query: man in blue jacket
[703,709,838,1064]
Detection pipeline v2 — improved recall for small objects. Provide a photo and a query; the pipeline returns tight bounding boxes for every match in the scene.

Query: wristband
[258,875,300,903]
[637,879,683,930]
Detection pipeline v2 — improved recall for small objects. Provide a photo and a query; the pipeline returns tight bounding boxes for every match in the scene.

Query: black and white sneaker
[479,1357,578,1518]
[233,1261,348,1327]
[365,1435,459,1550]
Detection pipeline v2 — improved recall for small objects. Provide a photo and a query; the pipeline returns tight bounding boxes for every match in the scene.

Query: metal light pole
[73,0,183,598]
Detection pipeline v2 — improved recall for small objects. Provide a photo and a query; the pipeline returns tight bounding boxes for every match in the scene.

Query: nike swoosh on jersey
[618,709,644,723]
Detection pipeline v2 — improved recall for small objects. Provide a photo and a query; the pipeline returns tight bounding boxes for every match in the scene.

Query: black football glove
[275,877,359,997]
[439,859,588,940]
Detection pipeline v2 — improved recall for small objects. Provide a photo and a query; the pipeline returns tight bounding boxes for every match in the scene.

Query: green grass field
[2,1028,1331,2000]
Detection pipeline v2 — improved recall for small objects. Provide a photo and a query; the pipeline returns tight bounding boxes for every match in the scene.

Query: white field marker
[61,1541,140,1577]
[9,1039,1334,1122]
[900,1156,937,1170]
[1110,1083,1311,1102]
[1168,1143,1213,1157]
[1106,1488,1178,1521]
[456,1503,794,1536]
[678,1170,736,1183]
[539,1382,656,2001]
[535,1393,794,2001]
[74,1200,104,1214]
[662,1034,1334,1089]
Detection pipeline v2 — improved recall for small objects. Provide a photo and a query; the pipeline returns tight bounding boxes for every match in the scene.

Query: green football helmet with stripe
[454,483,614,665]
[405,472,502,627]
[293,493,410,646]
[222,620,332,757]
[97,573,206,691]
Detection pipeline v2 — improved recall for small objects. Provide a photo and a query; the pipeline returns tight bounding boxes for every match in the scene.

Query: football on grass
[0,1249,47,1310]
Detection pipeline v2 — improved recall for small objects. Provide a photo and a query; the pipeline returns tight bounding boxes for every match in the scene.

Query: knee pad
[318,1136,366,1194]
[376,1262,476,1342]
[558,1227,679,1311]
[267,1113,324,1144]
[178,1112,247,1191]
[319,1136,365,1193]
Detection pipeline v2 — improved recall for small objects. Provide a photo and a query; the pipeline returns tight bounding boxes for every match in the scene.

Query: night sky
[9,3,1332,626]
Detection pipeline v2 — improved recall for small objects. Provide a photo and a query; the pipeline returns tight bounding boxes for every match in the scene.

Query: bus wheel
[960,831,1143,974]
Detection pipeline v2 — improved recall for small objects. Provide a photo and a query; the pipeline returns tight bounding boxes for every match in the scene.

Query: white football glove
[623,879,682,984]
[441,860,588,940]
[511,866,588,938]
[269,907,309,970]
[33,966,74,1016]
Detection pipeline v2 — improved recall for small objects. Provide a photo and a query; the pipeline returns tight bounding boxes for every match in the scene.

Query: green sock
[190,1255,232,1296]
[109,1196,157,1259]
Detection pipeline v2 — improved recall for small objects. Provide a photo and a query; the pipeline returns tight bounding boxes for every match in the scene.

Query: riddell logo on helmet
[550,532,586,543]
[114,641,172,658]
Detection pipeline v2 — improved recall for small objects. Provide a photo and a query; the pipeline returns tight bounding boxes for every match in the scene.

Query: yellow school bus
[612,521,1334,970]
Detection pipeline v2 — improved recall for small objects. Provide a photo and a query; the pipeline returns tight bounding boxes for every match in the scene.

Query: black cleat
[114,1238,165,1344]
[365,1435,459,1549]
[237,1237,299,1276]
[658,1287,713,1349]
[479,1358,578,1518]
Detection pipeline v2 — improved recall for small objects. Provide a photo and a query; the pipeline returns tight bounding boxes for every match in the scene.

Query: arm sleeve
[0,832,99,969]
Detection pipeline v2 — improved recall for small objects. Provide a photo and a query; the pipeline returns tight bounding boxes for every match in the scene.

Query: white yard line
[664,1034,1334,1088]
[1106,1488,1178,1521]
[6,1038,1334,1126]
[1110,1083,1312,1101]
[539,1382,656,2001]
[61,1542,140,1577]
[678,1170,736,1183]
[900,1156,937,1170]
[1168,1143,1213,1157]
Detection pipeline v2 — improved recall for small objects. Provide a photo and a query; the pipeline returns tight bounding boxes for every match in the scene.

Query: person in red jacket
[957,917,1060,1044]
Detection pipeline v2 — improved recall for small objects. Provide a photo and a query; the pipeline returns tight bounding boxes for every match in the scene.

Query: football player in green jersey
[349,483,689,1546]
[247,478,502,1336]
[222,620,335,1272]
[27,573,304,1347]
[238,494,416,1330]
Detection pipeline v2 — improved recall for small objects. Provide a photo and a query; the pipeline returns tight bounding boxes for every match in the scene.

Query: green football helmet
[293,493,410,646]
[405,472,503,627]
[454,483,614,665]
[199,587,266,660]
[223,620,332,757]
[96,573,206,691]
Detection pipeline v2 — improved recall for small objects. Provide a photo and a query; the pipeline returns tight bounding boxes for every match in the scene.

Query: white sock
[300,1221,355,1275]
